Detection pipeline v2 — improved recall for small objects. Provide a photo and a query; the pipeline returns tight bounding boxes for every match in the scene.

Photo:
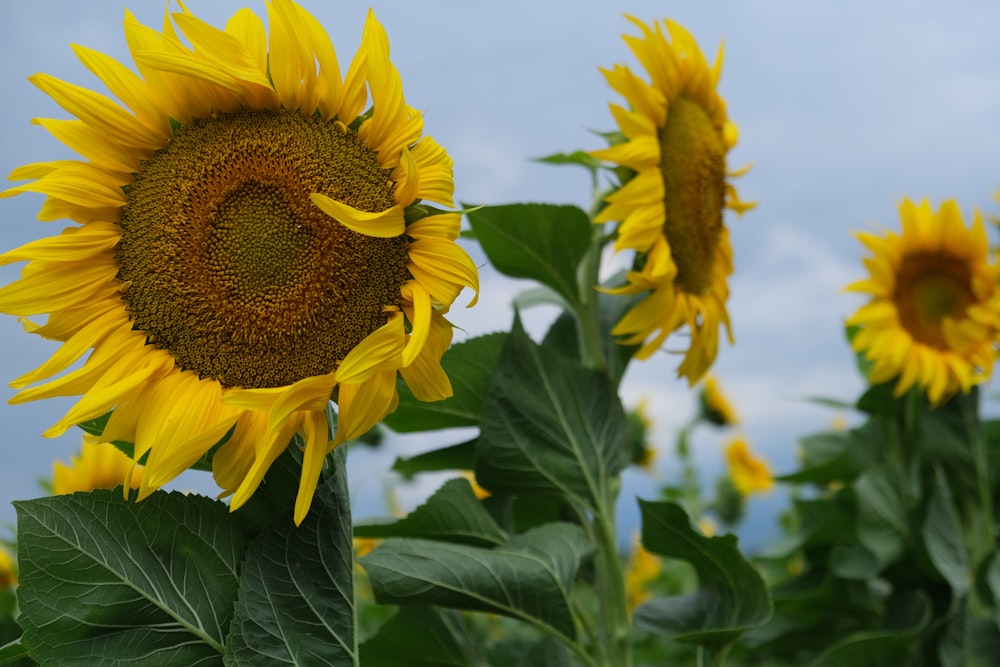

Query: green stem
[965,399,996,566]
[577,231,607,373]
[594,486,632,667]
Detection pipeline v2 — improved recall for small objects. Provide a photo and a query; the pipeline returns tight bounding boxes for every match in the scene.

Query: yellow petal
[310,193,405,238]
[336,313,404,384]
[294,408,333,525]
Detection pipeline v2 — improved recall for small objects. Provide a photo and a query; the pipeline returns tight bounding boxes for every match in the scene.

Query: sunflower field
[1,2,999,666]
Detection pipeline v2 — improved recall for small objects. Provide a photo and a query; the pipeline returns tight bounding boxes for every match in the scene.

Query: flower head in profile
[846,199,1000,406]
[0,2,478,524]
[53,439,143,495]
[698,375,738,426]
[725,436,772,496]
[592,16,753,384]
[0,546,15,589]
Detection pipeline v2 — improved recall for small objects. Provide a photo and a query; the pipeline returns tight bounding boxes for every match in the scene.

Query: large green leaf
[924,468,970,597]
[475,317,629,511]
[225,446,355,666]
[360,523,592,641]
[854,464,913,568]
[354,478,507,547]
[384,333,507,433]
[466,204,592,307]
[807,591,932,667]
[15,489,245,667]
[359,607,480,667]
[777,426,878,485]
[392,440,477,477]
[633,500,772,651]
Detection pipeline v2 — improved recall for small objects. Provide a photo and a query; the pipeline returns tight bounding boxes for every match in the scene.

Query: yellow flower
[353,537,380,560]
[460,471,492,500]
[53,439,143,495]
[847,199,1000,406]
[0,546,15,588]
[624,532,662,615]
[699,375,739,426]
[725,436,773,496]
[0,2,478,525]
[592,17,753,384]
[697,516,717,537]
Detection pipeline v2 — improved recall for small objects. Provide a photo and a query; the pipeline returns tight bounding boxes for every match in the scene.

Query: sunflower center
[658,96,726,295]
[894,252,975,349]
[117,109,409,389]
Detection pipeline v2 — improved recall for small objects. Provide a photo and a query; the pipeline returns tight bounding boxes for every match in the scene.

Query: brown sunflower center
[117,109,409,389]
[658,96,726,295]
[894,252,975,349]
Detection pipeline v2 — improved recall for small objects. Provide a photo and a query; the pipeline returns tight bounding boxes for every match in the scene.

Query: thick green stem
[965,399,996,566]
[577,233,607,373]
[594,485,632,667]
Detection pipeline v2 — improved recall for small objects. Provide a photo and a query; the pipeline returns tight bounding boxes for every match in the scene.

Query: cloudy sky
[1,0,999,546]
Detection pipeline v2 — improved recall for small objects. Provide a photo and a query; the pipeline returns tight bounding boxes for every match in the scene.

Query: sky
[2,0,1000,549]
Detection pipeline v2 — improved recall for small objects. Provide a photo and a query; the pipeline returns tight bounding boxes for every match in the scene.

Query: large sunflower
[591,17,753,384]
[847,199,1000,406]
[0,2,478,524]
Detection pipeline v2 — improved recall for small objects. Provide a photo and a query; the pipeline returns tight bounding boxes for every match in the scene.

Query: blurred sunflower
[0,546,15,588]
[698,375,738,426]
[847,199,1000,406]
[725,436,772,496]
[53,438,144,495]
[0,2,477,524]
[624,532,661,615]
[592,16,753,384]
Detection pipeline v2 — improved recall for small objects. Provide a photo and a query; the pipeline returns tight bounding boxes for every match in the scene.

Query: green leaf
[968,618,1000,667]
[384,334,507,433]
[854,464,911,568]
[807,591,932,667]
[0,638,30,667]
[354,478,507,547]
[466,204,592,307]
[777,427,877,485]
[15,489,245,667]
[513,285,571,311]
[360,523,593,641]
[359,607,480,667]
[486,635,578,667]
[924,468,970,596]
[392,440,477,477]
[225,446,355,666]
[475,316,630,511]
[633,500,772,651]
[534,150,602,172]
[541,281,640,385]
[830,543,880,580]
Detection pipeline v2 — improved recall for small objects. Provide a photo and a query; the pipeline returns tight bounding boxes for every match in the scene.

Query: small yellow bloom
[700,375,739,426]
[0,546,16,588]
[697,516,717,537]
[847,199,1000,406]
[460,471,491,500]
[625,532,662,615]
[725,436,773,496]
[353,537,380,560]
[52,439,142,495]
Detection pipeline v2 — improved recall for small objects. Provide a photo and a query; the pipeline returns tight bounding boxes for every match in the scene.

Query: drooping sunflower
[591,16,753,384]
[52,439,143,496]
[698,375,738,427]
[0,2,478,524]
[847,199,1000,406]
[724,436,773,496]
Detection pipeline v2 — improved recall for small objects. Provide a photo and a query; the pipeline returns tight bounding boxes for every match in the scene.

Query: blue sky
[2,0,1000,546]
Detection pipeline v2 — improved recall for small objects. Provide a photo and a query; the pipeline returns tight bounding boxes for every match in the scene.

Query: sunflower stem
[577,229,608,373]
[594,482,633,667]
[964,396,996,567]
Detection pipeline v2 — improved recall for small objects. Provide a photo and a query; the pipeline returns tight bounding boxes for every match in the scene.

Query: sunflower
[724,436,772,496]
[0,546,15,589]
[0,2,478,524]
[591,16,753,384]
[699,375,738,427]
[53,438,143,495]
[847,199,1000,406]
